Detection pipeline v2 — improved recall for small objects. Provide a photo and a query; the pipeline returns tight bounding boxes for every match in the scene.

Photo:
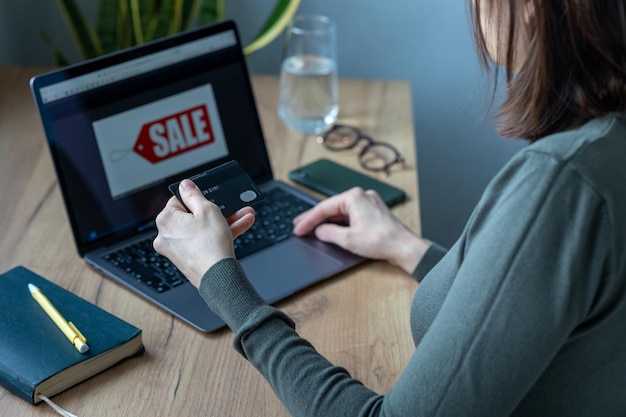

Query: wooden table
[0,65,421,416]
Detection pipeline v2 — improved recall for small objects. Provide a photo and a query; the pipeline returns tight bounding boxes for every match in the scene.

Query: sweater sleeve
[199,259,386,416]
[411,241,447,282]
[198,150,611,417]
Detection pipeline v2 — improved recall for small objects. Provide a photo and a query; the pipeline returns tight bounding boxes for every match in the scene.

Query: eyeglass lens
[360,142,401,171]
[320,125,403,173]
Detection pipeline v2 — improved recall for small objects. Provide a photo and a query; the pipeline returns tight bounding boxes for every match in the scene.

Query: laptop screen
[31,21,272,254]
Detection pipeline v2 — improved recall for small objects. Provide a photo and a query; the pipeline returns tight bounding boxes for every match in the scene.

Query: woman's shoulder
[471,113,625,238]
[522,113,626,170]
[495,113,626,199]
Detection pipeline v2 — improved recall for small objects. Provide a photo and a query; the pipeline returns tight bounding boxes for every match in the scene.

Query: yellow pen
[28,283,90,354]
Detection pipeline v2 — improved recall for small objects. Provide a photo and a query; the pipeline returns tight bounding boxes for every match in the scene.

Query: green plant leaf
[119,0,135,49]
[197,0,223,26]
[137,0,153,35]
[151,0,176,40]
[40,31,71,67]
[168,0,185,35]
[46,0,294,65]
[96,0,119,54]
[244,0,300,56]
[144,0,161,41]
[56,0,103,59]
[181,0,200,30]
[129,0,144,44]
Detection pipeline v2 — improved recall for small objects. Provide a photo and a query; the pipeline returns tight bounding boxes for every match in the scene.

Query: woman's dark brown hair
[471,0,626,141]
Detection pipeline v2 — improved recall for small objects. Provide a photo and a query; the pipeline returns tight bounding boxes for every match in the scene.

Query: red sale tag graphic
[133,104,215,163]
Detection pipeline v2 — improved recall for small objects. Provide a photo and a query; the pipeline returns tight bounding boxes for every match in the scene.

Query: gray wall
[0,0,525,248]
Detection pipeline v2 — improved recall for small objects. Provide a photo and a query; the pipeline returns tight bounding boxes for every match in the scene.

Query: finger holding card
[168,160,265,215]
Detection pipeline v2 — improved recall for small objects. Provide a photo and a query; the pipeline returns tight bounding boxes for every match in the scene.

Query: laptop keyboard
[103,187,314,294]
[103,239,185,293]
[234,187,313,258]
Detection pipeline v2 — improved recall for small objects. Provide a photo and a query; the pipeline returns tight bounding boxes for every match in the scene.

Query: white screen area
[93,84,228,199]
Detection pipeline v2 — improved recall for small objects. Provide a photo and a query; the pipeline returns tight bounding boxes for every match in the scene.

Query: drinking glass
[278,15,338,134]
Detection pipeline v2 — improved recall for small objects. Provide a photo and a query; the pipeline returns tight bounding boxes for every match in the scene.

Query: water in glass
[279,54,338,134]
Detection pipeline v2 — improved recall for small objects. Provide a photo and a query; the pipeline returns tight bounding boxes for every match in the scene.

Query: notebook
[29,20,363,332]
[0,266,144,404]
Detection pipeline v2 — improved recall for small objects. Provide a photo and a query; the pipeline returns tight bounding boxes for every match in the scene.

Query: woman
[154,1,626,415]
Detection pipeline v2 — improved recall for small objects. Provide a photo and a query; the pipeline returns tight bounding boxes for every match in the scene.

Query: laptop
[30,20,363,332]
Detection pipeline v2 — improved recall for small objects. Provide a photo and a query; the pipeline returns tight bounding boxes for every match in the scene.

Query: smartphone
[289,158,407,207]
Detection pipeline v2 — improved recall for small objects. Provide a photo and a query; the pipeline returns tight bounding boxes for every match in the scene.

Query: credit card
[168,160,264,216]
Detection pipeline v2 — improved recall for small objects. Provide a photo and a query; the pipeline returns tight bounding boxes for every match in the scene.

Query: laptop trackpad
[241,240,342,302]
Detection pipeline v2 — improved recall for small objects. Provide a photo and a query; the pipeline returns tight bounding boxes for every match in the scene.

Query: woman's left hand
[153,179,255,288]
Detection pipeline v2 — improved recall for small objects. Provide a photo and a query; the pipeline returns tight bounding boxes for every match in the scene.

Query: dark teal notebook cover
[0,266,144,404]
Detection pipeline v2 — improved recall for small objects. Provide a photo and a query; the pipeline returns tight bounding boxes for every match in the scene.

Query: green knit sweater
[199,113,626,416]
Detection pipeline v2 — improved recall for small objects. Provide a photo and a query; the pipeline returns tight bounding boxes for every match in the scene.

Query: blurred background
[0,0,526,248]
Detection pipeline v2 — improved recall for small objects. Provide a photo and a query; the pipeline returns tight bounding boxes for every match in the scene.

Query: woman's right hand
[293,187,430,275]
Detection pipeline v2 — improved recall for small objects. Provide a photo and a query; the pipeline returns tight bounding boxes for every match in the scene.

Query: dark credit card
[168,160,264,216]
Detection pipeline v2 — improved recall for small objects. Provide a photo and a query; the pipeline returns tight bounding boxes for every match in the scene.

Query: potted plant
[44,0,300,66]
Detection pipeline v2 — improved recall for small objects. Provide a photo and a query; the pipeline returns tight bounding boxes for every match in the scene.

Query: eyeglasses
[316,124,405,176]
